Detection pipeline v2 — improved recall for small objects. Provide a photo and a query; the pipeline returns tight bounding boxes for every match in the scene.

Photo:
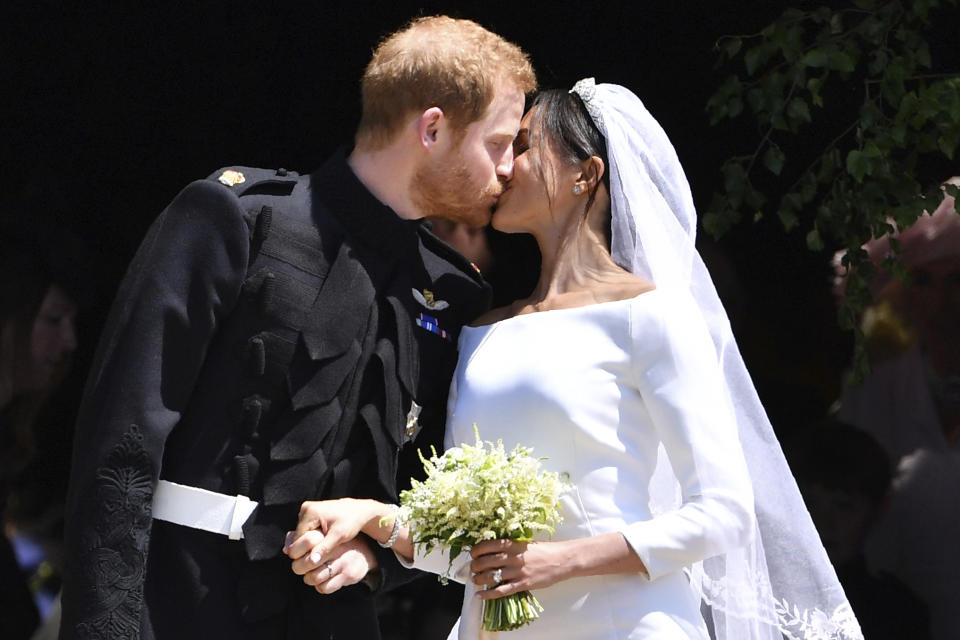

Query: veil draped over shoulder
[570,78,862,640]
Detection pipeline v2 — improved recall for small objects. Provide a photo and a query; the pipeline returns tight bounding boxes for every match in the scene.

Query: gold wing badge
[412,288,449,311]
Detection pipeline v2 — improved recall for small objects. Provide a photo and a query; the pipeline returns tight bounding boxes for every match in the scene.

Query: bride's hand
[469,539,575,600]
[283,498,382,562]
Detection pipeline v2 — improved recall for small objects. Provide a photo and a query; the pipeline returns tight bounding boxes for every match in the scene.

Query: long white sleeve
[397,539,473,584]
[620,292,755,581]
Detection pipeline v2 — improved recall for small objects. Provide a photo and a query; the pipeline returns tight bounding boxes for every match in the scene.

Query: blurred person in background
[834,176,960,639]
[1,230,82,640]
[836,176,960,460]
[788,421,930,640]
[428,218,539,309]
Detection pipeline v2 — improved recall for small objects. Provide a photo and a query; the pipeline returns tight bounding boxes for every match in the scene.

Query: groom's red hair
[355,15,536,150]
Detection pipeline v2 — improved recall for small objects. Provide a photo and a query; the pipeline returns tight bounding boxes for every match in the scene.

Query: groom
[60,15,535,640]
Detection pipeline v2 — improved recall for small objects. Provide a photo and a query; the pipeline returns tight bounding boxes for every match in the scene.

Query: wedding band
[325,562,333,581]
[492,568,503,586]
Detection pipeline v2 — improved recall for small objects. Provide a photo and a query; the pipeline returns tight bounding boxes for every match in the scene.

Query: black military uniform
[60,150,491,639]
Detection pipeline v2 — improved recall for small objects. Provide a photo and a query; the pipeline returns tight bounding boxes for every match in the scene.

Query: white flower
[400,425,569,563]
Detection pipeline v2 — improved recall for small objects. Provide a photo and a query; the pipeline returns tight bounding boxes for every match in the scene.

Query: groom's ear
[417,107,446,150]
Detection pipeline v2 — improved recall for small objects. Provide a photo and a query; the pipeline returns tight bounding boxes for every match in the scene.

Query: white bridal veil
[570,78,863,640]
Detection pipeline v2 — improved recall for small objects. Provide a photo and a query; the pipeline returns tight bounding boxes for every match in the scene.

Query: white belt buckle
[229,494,254,540]
[152,480,259,540]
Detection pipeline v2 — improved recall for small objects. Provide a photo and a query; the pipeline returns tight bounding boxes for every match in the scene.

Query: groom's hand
[289,534,379,594]
[283,498,383,593]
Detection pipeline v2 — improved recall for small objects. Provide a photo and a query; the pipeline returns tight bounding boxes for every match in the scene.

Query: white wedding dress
[408,288,756,639]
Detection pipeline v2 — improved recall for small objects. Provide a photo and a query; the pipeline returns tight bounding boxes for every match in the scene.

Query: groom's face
[411,84,525,227]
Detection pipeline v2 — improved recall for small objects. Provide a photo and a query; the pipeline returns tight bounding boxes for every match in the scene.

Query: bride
[285,79,863,640]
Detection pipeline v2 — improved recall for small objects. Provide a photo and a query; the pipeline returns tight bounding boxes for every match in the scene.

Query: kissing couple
[62,14,862,640]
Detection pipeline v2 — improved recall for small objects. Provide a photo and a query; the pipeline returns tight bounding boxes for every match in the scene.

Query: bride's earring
[573,185,582,195]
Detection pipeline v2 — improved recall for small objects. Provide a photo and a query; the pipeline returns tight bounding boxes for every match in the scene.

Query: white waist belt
[151,480,258,540]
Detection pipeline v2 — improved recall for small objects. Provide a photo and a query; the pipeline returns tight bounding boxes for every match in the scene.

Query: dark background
[7,0,955,498]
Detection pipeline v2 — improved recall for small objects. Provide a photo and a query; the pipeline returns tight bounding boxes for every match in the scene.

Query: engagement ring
[492,568,503,586]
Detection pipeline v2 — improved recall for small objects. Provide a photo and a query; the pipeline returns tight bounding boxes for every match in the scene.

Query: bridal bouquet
[398,426,568,632]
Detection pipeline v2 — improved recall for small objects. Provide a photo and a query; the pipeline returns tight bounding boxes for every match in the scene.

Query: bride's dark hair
[528,89,612,246]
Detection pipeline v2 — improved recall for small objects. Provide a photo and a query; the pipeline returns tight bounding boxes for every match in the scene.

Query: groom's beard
[411,154,502,228]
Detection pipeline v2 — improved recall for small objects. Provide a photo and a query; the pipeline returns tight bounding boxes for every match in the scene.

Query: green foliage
[705,0,960,379]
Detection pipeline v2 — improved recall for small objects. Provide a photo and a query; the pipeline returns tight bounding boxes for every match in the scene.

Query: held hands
[283,498,384,594]
[469,539,575,601]
[287,533,377,594]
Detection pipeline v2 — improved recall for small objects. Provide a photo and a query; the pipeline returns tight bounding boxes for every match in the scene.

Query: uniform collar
[310,147,421,258]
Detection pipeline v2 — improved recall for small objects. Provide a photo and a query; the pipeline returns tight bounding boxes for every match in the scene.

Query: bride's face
[491,109,576,235]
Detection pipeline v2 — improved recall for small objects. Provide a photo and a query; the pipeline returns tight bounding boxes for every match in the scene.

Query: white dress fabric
[560,81,860,640]
[409,288,756,639]
[405,79,861,640]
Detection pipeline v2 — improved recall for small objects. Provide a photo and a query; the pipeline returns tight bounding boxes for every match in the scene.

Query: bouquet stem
[482,590,544,632]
